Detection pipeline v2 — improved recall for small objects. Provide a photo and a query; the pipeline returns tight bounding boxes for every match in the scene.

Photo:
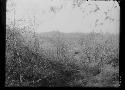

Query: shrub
[6,28,119,87]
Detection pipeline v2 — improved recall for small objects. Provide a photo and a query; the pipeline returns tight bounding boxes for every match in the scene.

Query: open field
[6,26,119,87]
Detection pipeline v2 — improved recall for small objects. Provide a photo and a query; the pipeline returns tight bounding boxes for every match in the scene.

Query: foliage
[6,26,119,87]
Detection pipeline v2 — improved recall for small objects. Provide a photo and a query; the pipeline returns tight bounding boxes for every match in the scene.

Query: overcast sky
[7,0,120,34]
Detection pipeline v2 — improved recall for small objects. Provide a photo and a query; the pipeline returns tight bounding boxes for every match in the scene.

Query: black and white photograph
[6,0,120,87]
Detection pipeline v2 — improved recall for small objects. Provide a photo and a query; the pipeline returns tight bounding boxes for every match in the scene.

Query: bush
[6,27,119,87]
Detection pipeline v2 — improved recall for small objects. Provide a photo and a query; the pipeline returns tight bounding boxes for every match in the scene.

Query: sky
[7,0,120,34]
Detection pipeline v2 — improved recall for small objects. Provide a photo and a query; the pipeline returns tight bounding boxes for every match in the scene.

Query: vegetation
[6,25,119,87]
